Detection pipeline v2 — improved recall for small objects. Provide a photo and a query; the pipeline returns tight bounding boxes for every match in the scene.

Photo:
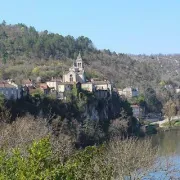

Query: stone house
[22,79,35,88]
[0,81,22,100]
[93,81,112,92]
[93,81,112,99]
[131,104,145,119]
[81,82,94,92]
[46,81,81,99]
[57,83,74,99]
[58,83,73,93]
[118,87,139,98]
[46,79,62,91]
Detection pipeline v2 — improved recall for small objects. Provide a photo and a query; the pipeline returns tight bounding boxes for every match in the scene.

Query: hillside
[0,21,180,92]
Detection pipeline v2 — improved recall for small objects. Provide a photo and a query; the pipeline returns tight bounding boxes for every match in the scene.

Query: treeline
[1,21,179,91]
[0,20,96,62]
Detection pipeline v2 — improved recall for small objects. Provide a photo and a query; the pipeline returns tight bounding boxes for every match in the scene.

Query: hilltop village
[0,53,180,121]
[0,53,146,118]
[0,53,111,98]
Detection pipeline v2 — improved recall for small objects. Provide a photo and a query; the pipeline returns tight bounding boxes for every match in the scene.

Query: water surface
[145,128,180,179]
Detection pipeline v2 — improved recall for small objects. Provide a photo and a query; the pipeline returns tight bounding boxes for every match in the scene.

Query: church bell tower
[76,52,83,71]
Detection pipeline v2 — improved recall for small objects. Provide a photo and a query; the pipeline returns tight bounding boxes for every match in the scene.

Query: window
[78,63,81,68]
[70,74,73,82]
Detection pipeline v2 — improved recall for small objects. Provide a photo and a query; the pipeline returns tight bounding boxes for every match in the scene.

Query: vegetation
[161,119,180,127]
[0,115,158,180]
[0,138,112,180]
[0,85,139,147]
[0,24,178,96]
[0,20,180,179]
[163,99,177,127]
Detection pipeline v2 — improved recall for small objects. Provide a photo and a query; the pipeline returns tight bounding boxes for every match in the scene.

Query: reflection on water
[146,128,180,179]
[152,128,180,155]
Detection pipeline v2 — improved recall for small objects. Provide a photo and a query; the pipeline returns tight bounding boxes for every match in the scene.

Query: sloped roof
[93,81,110,85]
[76,52,82,61]
[58,82,77,85]
[22,79,34,85]
[0,82,16,88]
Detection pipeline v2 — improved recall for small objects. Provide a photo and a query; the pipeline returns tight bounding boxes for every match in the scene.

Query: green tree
[2,51,8,64]
[32,66,40,75]
[0,93,5,109]
[145,87,162,112]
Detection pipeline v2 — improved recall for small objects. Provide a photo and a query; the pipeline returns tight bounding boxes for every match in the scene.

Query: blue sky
[1,0,180,54]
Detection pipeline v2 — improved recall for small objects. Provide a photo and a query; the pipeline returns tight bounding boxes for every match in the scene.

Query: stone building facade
[63,53,86,83]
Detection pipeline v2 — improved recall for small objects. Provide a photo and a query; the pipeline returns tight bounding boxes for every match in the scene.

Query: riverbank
[150,116,180,128]
[140,116,180,135]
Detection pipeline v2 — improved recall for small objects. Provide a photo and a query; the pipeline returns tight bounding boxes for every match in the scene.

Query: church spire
[77,51,82,61]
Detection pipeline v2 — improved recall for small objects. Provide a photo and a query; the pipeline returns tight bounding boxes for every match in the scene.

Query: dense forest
[0,21,179,89]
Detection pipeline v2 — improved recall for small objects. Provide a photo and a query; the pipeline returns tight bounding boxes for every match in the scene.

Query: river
[144,128,180,179]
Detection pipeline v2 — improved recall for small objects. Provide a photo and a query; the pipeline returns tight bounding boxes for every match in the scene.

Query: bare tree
[163,99,177,127]
[107,138,158,179]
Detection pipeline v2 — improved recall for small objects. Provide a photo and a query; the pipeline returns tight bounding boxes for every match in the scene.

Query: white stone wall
[81,83,93,92]
[58,85,65,92]
[63,72,77,83]
[47,81,57,90]
[58,84,72,92]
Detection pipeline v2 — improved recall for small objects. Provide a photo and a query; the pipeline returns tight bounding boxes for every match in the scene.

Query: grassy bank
[161,119,180,128]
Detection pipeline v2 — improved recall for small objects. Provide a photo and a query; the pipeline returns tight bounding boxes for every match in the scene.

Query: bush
[0,138,112,180]
[0,138,56,179]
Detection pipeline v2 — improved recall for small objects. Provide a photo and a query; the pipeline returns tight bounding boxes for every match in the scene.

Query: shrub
[0,138,112,180]
[0,138,57,179]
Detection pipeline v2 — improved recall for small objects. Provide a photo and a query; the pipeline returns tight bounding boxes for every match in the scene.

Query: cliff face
[83,101,100,121]
[82,93,127,122]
